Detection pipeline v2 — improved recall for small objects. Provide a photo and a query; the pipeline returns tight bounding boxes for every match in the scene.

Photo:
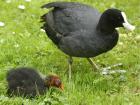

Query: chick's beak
[59,84,64,90]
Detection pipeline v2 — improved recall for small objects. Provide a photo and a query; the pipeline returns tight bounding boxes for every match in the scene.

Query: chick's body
[7,68,47,97]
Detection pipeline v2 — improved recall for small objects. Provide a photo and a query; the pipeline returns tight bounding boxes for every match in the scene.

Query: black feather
[6,67,47,98]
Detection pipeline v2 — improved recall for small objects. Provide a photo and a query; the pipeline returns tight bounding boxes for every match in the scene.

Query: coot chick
[41,2,135,79]
[6,67,63,98]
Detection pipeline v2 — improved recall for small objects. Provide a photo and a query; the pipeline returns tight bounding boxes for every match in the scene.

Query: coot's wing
[41,2,100,45]
[59,30,102,57]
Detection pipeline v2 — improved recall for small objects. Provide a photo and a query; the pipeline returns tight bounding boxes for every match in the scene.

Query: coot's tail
[41,11,62,45]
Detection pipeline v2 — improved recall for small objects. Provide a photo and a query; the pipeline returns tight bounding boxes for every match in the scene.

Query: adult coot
[6,67,63,98]
[41,2,135,79]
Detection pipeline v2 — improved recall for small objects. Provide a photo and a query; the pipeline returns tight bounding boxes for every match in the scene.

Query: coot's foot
[101,63,126,75]
[87,58,125,74]
[102,63,123,71]
[101,69,126,75]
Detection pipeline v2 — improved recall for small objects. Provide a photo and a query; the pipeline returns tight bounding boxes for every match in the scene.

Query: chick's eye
[55,79,61,85]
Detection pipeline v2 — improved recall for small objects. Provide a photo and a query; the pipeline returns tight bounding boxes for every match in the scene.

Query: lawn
[0,0,140,105]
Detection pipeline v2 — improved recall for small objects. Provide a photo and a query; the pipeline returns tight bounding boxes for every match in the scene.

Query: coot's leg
[87,58,99,71]
[87,58,124,74]
[68,56,73,81]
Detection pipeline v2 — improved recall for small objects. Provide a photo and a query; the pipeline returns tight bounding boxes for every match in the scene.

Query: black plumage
[7,67,47,97]
[6,67,63,98]
[41,2,120,57]
[41,2,135,78]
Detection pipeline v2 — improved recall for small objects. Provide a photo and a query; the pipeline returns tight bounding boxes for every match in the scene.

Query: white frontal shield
[121,12,135,31]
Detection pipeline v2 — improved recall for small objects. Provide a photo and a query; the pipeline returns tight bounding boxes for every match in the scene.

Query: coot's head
[99,8,135,31]
[45,75,64,90]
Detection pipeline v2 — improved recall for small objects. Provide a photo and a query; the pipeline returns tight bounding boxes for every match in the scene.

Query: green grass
[0,0,140,105]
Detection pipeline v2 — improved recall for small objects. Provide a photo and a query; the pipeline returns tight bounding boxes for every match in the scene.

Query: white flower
[18,5,26,10]
[12,32,16,34]
[5,0,11,3]
[0,22,5,27]
[25,0,31,2]
[14,44,19,48]
[0,39,4,44]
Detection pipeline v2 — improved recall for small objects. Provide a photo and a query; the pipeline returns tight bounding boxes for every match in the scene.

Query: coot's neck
[96,14,116,34]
